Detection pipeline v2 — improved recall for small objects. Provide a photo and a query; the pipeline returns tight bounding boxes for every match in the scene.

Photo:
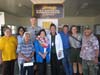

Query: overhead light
[18,3,22,7]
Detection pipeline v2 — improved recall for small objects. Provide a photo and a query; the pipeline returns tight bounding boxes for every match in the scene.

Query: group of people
[0,16,99,75]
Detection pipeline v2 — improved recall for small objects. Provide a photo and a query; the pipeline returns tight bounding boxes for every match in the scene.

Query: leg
[34,63,38,75]
[82,60,89,75]
[51,54,57,75]
[69,63,73,75]
[18,62,21,75]
[10,60,15,75]
[78,63,82,75]
[62,49,70,75]
[89,61,98,75]
[21,64,26,75]
[46,63,51,75]
[2,61,10,75]
[27,66,34,75]
[73,62,77,74]
[57,60,64,75]
[38,63,44,75]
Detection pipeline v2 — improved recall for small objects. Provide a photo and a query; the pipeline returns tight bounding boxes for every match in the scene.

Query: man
[59,25,72,75]
[47,23,64,75]
[27,16,41,42]
[80,27,99,75]
[0,27,17,75]
[27,16,41,75]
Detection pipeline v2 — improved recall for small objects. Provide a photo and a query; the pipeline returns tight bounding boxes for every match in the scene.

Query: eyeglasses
[19,30,24,32]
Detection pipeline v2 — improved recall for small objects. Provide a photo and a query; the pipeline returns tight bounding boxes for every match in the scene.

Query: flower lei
[36,36,49,48]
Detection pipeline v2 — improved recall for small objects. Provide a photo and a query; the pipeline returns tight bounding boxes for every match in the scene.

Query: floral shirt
[80,34,99,60]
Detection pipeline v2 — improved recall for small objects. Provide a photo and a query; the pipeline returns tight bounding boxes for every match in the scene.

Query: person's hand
[25,57,32,62]
[58,51,62,57]
[41,54,46,59]
[39,52,46,59]
[94,57,98,64]
[44,52,47,57]
[0,57,2,64]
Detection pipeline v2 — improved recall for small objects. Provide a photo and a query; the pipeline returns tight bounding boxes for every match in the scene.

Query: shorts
[70,47,82,63]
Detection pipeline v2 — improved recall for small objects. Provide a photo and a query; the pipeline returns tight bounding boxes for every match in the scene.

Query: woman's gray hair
[23,32,31,39]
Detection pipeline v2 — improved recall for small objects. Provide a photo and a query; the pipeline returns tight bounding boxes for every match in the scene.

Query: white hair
[23,32,31,39]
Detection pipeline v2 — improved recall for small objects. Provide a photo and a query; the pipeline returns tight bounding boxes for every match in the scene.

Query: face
[71,27,77,34]
[24,34,30,42]
[19,28,24,36]
[63,27,68,33]
[50,26,56,33]
[30,18,37,27]
[4,29,12,37]
[40,31,46,38]
[84,29,92,36]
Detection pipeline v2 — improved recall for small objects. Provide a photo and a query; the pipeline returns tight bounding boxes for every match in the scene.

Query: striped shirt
[17,40,35,64]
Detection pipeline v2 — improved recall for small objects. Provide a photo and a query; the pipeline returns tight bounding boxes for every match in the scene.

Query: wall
[4,12,99,29]
[94,15,100,24]
[20,17,96,26]
[4,12,100,27]
[59,17,95,26]
[20,17,30,26]
[5,12,22,26]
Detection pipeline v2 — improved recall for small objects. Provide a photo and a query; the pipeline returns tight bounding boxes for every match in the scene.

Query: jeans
[62,48,73,75]
[21,64,34,75]
[82,60,99,75]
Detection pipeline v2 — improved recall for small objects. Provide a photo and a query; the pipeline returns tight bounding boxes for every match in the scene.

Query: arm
[93,37,99,58]
[95,50,99,58]
[56,34,64,59]
[19,52,27,59]
[34,40,43,56]
[93,37,99,64]
[0,38,3,64]
[46,44,50,54]
[0,50,2,64]
[17,43,30,61]
[29,45,35,58]
[29,52,34,58]
[58,34,63,51]
[34,40,40,55]
[34,40,46,59]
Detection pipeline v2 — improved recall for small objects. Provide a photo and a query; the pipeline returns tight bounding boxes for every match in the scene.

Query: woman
[34,29,50,75]
[17,26,25,44]
[17,26,25,75]
[0,27,17,75]
[47,24,64,75]
[69,25,82,75]
[17,32,35,75]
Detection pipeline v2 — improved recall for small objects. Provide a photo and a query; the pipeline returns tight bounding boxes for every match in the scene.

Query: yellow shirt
[0,36,17,61]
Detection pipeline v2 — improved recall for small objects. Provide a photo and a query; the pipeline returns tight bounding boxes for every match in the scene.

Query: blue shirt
[59,32,70,49]
[17,35,23,44]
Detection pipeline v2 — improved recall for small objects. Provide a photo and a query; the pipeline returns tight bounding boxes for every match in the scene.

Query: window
[7,25,17,34]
